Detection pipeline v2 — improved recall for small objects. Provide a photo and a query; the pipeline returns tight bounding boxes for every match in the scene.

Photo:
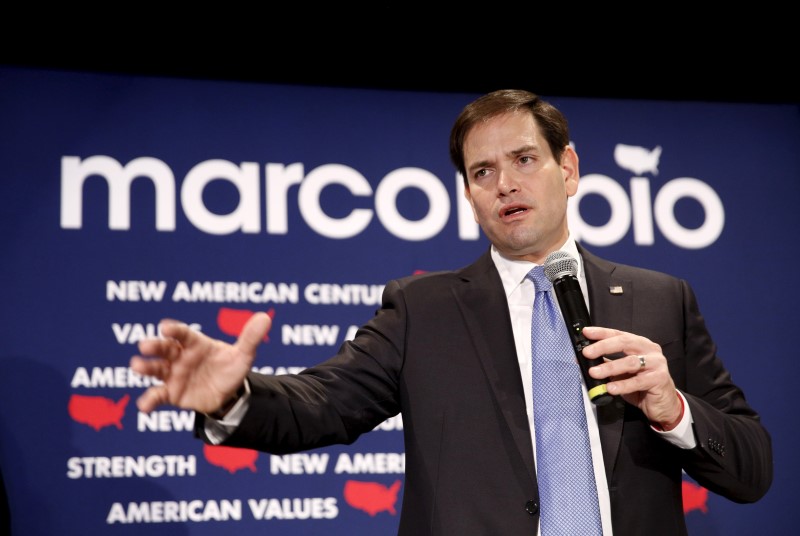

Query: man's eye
[519,156,532,164]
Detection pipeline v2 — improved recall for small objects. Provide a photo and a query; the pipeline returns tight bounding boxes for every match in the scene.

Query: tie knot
[527,265,552,293]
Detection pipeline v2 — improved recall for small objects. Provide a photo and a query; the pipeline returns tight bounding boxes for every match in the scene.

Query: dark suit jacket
[200,244,772,535]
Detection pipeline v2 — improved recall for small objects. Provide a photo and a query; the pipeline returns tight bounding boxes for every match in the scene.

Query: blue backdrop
[1,66,797,535]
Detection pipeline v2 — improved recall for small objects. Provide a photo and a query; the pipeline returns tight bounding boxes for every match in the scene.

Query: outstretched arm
[129,312,271,415]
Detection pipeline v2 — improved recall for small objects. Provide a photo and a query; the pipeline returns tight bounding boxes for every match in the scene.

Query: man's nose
[497,169,520,194]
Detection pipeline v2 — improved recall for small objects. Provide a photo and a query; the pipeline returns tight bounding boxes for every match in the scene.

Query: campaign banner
[0,66,796,535]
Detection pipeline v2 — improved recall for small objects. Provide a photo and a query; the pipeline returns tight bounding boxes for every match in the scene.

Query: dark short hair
[449,89,571,184]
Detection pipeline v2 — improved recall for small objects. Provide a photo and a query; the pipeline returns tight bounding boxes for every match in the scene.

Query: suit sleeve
[676,279,773,503]
[195,279,407,454]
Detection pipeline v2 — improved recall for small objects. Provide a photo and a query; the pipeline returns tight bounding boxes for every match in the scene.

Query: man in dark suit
[131,89,772,535]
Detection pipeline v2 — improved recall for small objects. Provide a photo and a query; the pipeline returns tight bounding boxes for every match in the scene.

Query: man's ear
[562,144,580,196]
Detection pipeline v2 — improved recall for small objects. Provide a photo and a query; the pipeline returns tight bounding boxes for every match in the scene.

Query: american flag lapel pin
[609,285,624,295]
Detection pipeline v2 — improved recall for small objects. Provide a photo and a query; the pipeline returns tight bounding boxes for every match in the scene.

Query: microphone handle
[551,275,613,406]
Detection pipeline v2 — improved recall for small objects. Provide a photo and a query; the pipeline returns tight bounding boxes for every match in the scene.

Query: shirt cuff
[203,378,251,445]
[651,390,696,449]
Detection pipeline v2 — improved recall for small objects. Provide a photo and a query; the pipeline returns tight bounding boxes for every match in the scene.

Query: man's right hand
[129,312,272,414]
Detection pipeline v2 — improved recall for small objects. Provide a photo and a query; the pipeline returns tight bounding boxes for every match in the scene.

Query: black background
[4,44,798,105]
[4,11,797,104]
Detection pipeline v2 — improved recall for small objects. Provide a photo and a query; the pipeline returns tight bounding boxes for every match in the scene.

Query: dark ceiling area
[4,58,799,105]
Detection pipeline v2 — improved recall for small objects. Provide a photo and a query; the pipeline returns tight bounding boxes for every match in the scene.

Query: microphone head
[543,250,578,282]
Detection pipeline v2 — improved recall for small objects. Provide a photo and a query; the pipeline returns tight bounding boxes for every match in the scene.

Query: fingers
[137,336,183,362]
[589,349,675,408]
[235,312,271,356]
[581,326,660,360]
[582,326,679,420]
[136,384,171,414]
[129,355,170,380]
[627,353,662,377]
[589,351,656,379]
[157,319,197,346]
[130,314,269,414]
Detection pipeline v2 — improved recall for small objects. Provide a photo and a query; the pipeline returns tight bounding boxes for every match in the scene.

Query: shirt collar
[491,236,583,298]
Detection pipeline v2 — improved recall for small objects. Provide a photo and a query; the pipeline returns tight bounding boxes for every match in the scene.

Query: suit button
[708,437,725,455]
[525,500,539,515]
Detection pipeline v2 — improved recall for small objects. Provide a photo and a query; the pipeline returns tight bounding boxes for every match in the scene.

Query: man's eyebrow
[467,144,541,174]
[467,158,492,173]
[509,144,538,157]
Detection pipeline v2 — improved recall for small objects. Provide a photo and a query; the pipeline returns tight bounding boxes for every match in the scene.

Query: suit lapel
[449,245,634,487]
[452,250,536,485]
[578,244,631,481]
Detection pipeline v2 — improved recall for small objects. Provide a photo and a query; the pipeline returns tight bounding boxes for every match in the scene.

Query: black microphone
[543,251,613,406]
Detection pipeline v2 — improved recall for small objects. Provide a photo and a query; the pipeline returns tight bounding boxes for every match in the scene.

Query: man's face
[463,111,579,264]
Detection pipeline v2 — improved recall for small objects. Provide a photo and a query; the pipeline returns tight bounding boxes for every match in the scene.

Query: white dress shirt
[491,236,696,535]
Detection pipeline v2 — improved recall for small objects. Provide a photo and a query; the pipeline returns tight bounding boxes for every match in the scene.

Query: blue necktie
[528,265,603,535]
